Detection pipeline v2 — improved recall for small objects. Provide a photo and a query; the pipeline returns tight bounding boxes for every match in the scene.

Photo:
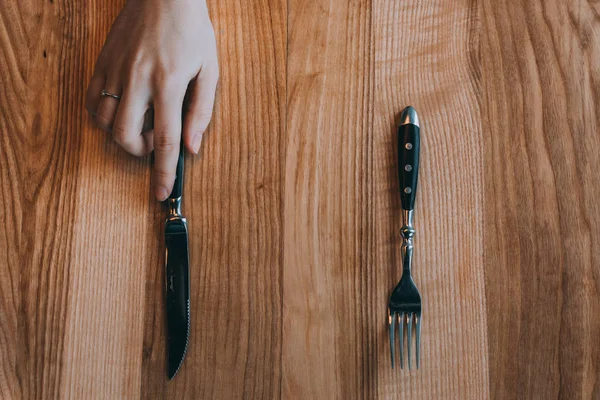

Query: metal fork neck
[401,210,415,273]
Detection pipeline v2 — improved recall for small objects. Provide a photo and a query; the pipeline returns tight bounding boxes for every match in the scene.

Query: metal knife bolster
[167,197,184,222]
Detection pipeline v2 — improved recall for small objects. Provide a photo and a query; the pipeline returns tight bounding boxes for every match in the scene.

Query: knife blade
[164,145,190,380]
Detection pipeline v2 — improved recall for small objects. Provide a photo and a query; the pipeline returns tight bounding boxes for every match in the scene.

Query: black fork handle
[398,121,420,210]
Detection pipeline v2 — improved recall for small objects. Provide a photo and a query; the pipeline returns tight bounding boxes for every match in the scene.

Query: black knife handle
[170,144,184,200]
[398,122,420,210]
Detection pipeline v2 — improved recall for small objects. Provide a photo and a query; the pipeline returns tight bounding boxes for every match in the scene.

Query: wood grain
[0,0,87,398]
[60,0,151,394]
[283,0,373,397]
[481,0,600,398]
[1,0,599,398]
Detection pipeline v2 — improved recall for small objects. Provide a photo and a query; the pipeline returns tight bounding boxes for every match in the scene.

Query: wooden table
[1,0,599,398]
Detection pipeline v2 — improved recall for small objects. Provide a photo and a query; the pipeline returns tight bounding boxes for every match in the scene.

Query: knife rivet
[404,187,412,194]
[405,143,413,150]
[405,164,412,172]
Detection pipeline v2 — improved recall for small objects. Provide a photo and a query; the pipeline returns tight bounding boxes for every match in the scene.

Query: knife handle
[170,144,184,200]
[398,120,420,211]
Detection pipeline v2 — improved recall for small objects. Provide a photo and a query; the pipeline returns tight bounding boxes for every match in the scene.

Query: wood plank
[57,0,151,397]
[372,0,489,398]
[481,0,600,398]
[0,0,87,398]
[283,0,375,398]
[138,0,287,398]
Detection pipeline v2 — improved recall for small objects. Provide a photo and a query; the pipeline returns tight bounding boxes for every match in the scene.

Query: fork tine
[415,313,421,369]
[389,311,395,368]
[398,313,404,369]
[407,313,413,370]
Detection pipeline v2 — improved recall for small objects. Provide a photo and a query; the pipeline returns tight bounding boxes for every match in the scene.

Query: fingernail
[192,133,203,154]
[156,186,169,201]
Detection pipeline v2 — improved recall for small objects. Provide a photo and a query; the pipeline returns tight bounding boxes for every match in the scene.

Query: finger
[112,85,153,156]
[85,73,106,117]
[183,65,219,154]
[152,88,185,201]
[94,74,122,132]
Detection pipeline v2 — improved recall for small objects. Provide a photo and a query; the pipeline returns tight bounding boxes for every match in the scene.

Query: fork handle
[398,108,420,211]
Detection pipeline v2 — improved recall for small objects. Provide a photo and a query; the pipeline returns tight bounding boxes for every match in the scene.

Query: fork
[388,106,422,370]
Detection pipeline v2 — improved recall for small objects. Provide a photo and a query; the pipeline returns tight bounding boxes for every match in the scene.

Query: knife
[164,145,190,379]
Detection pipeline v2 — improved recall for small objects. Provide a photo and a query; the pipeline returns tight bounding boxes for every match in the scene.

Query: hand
[85,0,219,201]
